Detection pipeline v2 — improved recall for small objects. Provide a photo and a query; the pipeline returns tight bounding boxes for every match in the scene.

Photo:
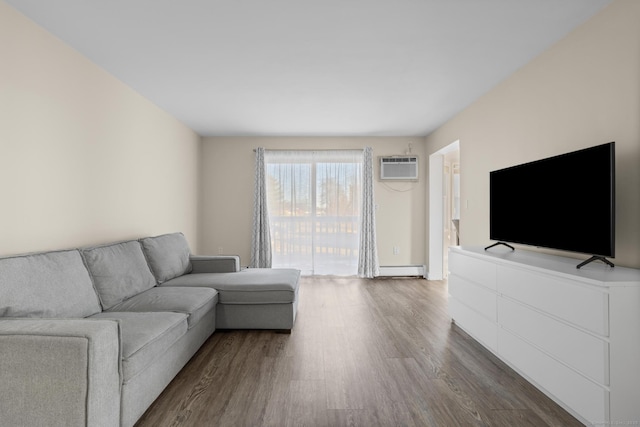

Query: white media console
[448,246,640,426]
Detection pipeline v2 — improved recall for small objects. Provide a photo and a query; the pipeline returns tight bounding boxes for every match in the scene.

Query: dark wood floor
[135,276,581,427]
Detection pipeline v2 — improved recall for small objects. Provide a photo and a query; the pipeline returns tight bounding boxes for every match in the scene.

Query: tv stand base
[484,241,515,251]
[577,255,615,269]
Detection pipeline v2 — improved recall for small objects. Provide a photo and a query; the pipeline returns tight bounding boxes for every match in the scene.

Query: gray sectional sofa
[0,232,300,427]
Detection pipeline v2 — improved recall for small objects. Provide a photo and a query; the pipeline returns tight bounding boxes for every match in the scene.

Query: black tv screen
[489,142,615,258]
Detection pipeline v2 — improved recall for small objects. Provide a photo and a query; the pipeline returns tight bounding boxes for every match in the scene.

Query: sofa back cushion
[139,232,193,284]
[82,240,157,310]
[0,250,102,318]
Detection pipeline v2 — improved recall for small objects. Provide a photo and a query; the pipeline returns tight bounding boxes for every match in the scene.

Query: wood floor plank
[263,379,329,427]
[135,276,581,427]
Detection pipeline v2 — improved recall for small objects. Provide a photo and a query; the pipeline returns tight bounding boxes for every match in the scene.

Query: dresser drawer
[449,296,498,353]
[497,265,609,336]
[449,274,497,322]
[498,296,609,385]
[499,328,608,424]
[449,251,496,290]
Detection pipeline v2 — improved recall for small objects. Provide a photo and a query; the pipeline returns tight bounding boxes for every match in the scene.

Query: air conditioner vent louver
[379,156,419,181]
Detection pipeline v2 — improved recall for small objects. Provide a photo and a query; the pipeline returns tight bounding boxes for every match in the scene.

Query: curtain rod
[252,148,364,152]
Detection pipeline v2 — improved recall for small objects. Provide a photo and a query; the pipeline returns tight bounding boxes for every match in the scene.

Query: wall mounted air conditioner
[379,156,419,181]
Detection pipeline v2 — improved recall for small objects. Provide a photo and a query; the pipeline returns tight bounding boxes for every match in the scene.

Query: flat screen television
[488,142,615,268]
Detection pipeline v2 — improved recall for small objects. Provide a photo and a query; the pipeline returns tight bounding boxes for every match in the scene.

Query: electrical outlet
[393,246,400,255]
[218,247,224,254]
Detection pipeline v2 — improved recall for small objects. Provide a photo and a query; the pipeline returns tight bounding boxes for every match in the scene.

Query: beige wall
[0,2,201,255]
[200,137,425,266]
[425,0,640,268]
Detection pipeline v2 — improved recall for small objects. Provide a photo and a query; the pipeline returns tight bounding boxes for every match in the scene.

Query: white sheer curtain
[265,150,363,276]
[250,147,272,268]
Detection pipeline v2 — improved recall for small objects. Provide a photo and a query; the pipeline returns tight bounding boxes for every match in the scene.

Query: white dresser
[448,246,640,426]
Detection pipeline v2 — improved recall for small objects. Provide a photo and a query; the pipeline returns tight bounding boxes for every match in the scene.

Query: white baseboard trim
[377,265,427,278]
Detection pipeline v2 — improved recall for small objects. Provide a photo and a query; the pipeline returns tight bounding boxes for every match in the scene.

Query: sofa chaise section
[140,233,301,331]
[162,268,300,330]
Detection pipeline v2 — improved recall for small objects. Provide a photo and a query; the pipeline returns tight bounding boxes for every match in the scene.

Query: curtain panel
[250,147,272,268]
[358,147,379,278]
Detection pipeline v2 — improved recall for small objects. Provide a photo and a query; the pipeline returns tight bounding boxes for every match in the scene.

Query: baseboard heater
[377,265,426,278]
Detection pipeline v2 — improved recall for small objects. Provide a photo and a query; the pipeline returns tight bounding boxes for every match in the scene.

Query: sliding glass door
[265,150,362,275]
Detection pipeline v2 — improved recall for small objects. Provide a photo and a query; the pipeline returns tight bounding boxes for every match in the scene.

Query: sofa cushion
[0,250,101,318]
[139,233,192,284]
[82,241,157,310]
[161,268,300,304]
[89,311,188,382]
[107,287,218,329]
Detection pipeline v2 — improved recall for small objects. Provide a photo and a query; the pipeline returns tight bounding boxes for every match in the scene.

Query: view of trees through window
[265,151,362,275]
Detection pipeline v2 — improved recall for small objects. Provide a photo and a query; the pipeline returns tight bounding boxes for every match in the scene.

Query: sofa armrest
[0,319,122,427]
[190,255,240,273]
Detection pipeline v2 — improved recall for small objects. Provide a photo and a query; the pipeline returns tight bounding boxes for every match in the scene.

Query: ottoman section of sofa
[160,268,300,304]
[161,268,301,330]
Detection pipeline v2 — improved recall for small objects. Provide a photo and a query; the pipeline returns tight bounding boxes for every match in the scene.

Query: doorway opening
[428,140,460,280]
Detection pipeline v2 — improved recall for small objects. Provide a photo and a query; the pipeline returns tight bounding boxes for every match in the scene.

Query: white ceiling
[6,0,611,137]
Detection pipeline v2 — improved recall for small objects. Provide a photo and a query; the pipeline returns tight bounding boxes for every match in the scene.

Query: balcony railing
[270,215,359,275]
